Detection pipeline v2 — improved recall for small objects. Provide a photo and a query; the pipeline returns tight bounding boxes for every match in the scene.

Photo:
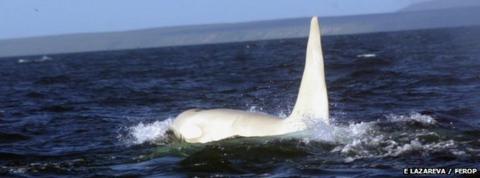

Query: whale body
[171,17,329,143]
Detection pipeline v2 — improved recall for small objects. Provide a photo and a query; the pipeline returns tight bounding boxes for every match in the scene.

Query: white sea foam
[17,59,28,63]
[387,112,437,124]
[356,53,377,58]
[127,118,173,144]
[300,112,458,162]
[17,55,53,64]
[248,106,263,112]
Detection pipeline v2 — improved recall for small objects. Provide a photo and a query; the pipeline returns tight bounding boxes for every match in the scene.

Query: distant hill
[401,0,480,11]
[1,4,480,58]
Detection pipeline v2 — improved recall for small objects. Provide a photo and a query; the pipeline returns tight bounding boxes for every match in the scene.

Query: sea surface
[1,26,480,177]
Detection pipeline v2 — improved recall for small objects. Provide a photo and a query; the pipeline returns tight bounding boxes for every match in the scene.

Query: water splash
[297,112,461,163]
[121,109,474,169]
[125,112,438,147]
[386,112,437,124]
[127,118,173,144]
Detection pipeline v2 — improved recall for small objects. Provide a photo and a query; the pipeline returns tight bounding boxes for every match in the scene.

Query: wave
[17,55,53,64]
[356,53,377,58]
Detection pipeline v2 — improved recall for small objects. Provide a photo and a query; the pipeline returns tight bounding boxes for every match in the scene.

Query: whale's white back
[171,17,329,143]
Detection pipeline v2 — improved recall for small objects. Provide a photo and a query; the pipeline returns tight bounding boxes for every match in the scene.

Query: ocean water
[1,26,480,177]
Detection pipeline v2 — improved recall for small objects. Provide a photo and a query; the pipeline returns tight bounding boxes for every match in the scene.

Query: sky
[0,0,422,39]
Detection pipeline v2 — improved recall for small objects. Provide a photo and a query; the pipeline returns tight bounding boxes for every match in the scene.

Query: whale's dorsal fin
[288,17,329,125]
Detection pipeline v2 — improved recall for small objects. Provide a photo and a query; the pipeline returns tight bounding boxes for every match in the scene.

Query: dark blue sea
[1,26,480,177]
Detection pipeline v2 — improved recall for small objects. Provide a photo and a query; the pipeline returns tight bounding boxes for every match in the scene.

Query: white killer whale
[171,16,329,143]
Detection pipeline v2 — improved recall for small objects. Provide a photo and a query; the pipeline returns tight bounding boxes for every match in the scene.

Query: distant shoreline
[1,6,479,58]
[2,24,478,60]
